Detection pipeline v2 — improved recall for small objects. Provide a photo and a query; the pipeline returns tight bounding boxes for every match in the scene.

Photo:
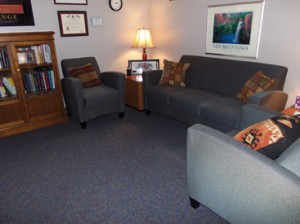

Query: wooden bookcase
[0,31,67,138]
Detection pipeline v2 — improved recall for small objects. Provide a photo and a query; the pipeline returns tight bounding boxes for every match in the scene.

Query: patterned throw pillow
[69,63,101,88]
[237,71,275,103]
[233,114,300,159]
[159,59,190,87]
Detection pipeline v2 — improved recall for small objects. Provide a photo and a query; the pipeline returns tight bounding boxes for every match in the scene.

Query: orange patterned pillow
[69,63,101,88]
[159,59,190,87]
[234,114,300,159]
[237,71,275,103]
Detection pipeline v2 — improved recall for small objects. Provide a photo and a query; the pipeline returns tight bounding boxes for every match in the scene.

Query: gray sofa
[142,55,288,132]
[187,104,300,224]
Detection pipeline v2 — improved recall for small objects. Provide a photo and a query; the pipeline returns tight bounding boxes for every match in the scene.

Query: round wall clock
[109,0,123,11]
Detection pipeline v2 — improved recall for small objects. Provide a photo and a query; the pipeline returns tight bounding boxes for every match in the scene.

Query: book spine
[25,73,33,93]
[22,73,29,94]
[32,72,40,93]
[29,73,36,93]
[43,71,50,91]
[7,77,16,94]
[37,71,45,92]
[2,49,10,68]
[2,77,16,95]
[51,70,55,90]
[0,79,8,98]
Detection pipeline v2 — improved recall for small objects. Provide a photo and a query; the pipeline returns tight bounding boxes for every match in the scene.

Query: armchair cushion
[83,85,120,107]
[234,114,300,159]
[237,71,275,103]
[159,59,190,87]
[68,63,101,88]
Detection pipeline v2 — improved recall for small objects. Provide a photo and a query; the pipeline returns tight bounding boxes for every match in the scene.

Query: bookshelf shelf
[0,31,67,138]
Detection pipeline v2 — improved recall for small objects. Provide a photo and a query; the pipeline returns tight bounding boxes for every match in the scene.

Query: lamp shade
[132,28,155,49]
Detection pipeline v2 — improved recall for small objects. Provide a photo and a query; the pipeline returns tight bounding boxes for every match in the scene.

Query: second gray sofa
[142,55,288,132]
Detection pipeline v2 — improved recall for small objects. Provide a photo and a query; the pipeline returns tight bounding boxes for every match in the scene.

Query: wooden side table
[282,105,300,116]
[125,75,144,110]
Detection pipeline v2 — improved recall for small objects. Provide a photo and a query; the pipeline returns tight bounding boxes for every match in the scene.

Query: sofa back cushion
[179,55,287,98]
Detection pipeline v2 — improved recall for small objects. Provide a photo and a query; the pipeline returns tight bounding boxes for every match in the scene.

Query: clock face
[109,0,123,11]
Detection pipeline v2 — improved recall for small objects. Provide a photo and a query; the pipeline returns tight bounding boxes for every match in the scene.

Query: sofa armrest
[238,104,280,130]
[142,70,163,87]
[61,77,85,119]
[248,90,288,111]
[187,124,300,224]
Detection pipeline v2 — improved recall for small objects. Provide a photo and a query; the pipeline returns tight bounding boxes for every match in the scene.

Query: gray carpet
[0,107,228,224]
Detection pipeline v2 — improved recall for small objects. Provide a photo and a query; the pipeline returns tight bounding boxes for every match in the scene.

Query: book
[0,79,8,98]
[28,73,36,93]
[22,73,30,93]
[2,77,16,95]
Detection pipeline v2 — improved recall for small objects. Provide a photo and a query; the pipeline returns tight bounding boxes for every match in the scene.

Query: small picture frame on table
[128,59,160,75]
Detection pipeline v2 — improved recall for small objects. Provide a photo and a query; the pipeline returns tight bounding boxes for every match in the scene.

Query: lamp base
[142,48,147,60]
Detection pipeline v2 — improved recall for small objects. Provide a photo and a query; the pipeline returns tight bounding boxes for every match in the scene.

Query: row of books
[0,48,10,69]
[0,76,17,98]
[17,44,52,65]
[22,69,56,94]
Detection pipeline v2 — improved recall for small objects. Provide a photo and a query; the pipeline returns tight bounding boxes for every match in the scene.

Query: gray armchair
[61,57,125,128]
[187,104,300,224]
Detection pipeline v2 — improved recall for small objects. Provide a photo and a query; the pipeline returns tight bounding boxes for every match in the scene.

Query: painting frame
[54,0,87,5]
[206,1,265,58]
[0,0,35,27]
[128,59,160,75]
[57,11,89,37]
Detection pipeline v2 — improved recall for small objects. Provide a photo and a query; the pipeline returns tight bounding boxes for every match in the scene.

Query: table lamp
[132,27,155,60]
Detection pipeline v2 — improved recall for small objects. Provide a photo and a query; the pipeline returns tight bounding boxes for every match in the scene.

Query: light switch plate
[91,17,103,27]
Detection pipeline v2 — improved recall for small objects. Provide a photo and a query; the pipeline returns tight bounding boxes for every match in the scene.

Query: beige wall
[1,0,299,107]
[150,0,300,107]
[0,0,151,74]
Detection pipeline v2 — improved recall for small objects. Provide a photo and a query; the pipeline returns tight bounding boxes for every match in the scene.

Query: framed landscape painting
[206,1,265,58]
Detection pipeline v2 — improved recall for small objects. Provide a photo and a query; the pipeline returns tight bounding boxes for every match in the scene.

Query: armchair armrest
[248,90,288,111]
[142,70,163,87]
[61,77,85,120]
[101,71,125,91]
[101,71,125,112]
[187,124,300,224]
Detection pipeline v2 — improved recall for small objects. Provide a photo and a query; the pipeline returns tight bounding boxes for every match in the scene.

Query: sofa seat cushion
[145,85,188,104]
[83,84,119,107]
[201,98,244,129]
[169,90,220,115]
